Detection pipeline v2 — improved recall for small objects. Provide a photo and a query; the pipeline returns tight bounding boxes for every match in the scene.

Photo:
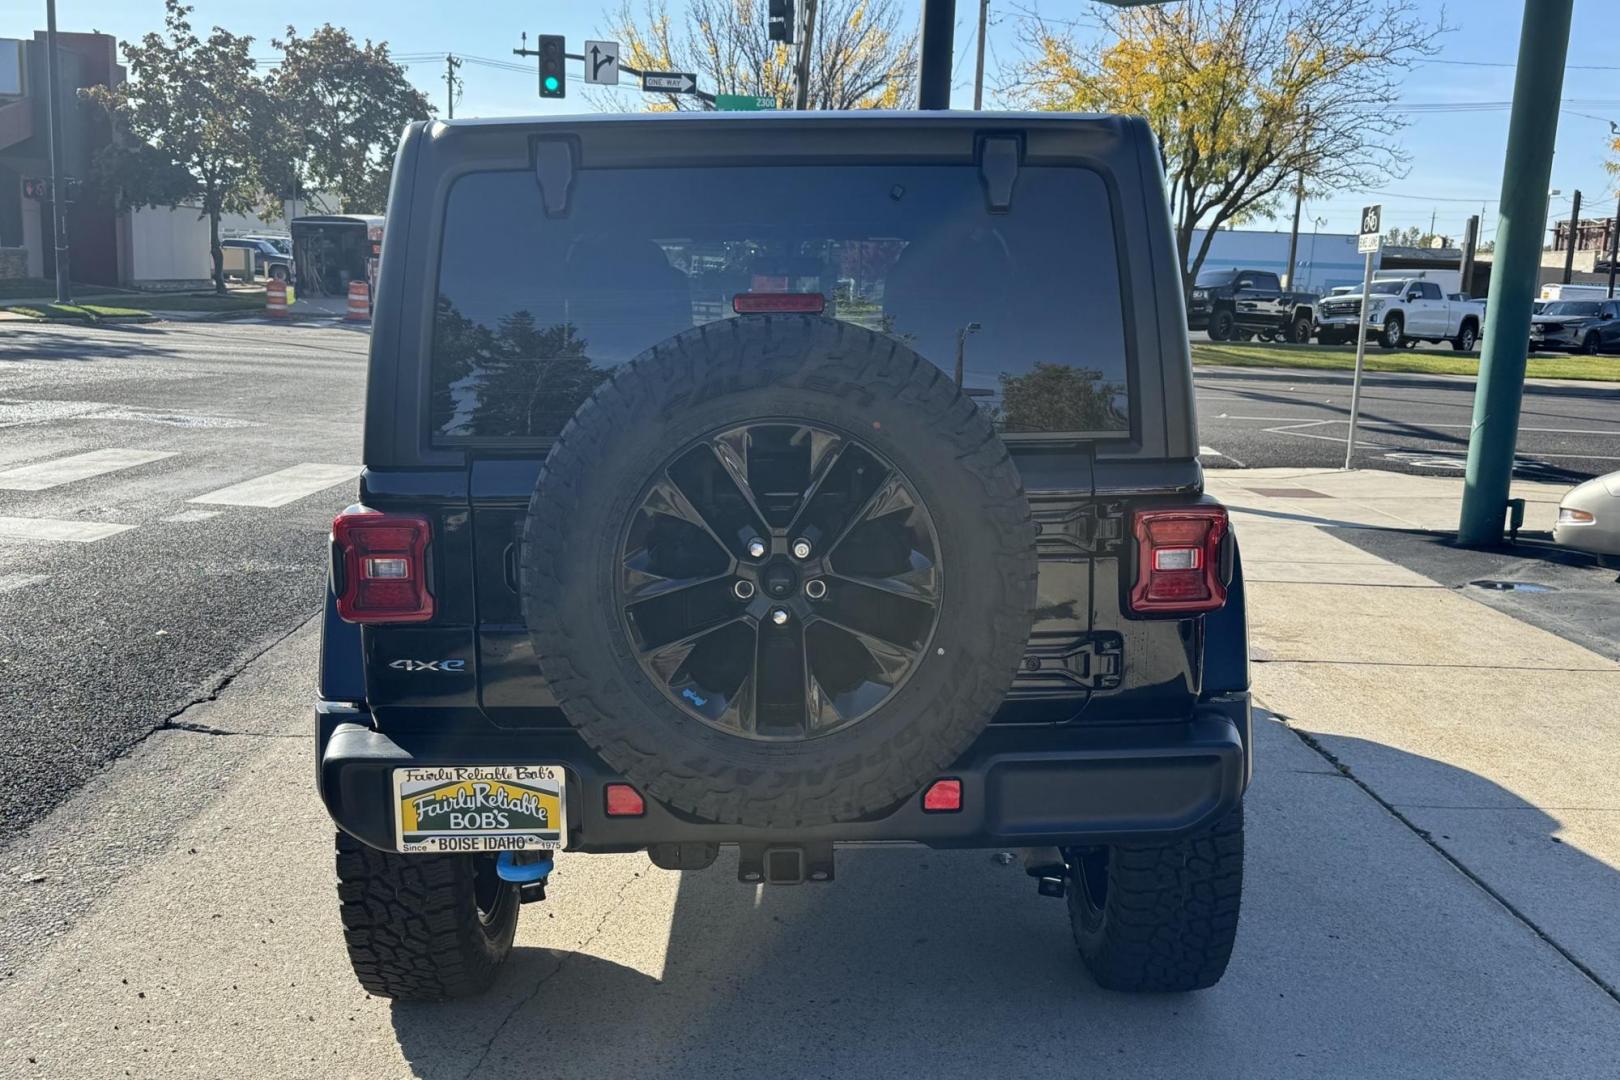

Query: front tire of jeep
[335,832,519,1000]
[1064,804,1244,993]
[1208,308,1236,341]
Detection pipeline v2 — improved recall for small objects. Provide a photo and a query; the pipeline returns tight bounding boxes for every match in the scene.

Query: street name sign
[715,94,775,111]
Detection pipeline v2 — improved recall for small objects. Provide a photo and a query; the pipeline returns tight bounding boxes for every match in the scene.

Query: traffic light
[768,0,795,43]
[538,34,566,99]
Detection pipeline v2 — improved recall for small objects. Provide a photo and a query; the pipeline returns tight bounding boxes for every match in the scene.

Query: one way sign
[584,40,618,86]
[642,70,697,94]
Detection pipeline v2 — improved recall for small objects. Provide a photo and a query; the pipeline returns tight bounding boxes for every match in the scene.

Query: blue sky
[6,1,1617,241]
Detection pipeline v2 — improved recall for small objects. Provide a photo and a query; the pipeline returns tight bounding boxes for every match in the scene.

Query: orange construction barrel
[265,279,288,319]
[345,281,371,323]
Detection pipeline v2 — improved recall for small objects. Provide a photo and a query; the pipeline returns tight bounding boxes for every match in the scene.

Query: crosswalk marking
[188,463,360,508]
[0,448,177,491]
[0,516,136,543]
[0,572,49,594]
[164,508,222,523]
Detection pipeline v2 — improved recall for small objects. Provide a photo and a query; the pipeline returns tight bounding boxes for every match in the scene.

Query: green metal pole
[1458,0,1574,545]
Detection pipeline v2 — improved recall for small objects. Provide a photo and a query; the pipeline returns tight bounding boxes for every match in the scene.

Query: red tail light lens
[732,292,826,314]
[922,778,963,813]
[1129,507,1229,615]
[331,508,433,623]
[604,784,646,817]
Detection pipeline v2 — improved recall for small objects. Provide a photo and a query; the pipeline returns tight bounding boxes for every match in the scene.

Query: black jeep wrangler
[318,112,1251,1000]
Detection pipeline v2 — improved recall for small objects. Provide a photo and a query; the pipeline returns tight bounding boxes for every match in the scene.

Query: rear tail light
[1129,507,1229,615]
[733,292,826,314]
[331,508,433,623]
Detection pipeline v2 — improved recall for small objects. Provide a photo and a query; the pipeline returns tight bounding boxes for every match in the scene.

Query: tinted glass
[1250,273,1278,290]
[1196,270,1236,286]
[1544,301,1600,316]
[429,165,1131,443]
[1369,282,1403,295]
[1418,282,1442,299]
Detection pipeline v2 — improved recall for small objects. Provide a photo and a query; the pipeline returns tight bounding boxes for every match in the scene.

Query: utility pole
[1458,0,1574,546]
[443,54,462,119]
[1283,168,1304,289]
[43,0,71,303]
[1608,194,1618,298]
[917,0,954,109]
[972,0,988,110]
[793,0,819,110]
[1562,188,1581,284]
[1428,208,1437,243]
[1460,214,1480,297]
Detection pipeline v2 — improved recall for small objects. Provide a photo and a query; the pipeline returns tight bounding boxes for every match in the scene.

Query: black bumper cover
[318,693,1251,853]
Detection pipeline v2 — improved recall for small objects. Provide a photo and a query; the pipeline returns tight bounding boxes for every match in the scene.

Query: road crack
[460,867,649,1079]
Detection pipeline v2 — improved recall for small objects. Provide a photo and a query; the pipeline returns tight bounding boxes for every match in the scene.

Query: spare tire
[522,316,1037,828]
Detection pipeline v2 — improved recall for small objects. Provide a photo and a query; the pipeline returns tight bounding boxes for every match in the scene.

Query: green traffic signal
[538,34,566,99]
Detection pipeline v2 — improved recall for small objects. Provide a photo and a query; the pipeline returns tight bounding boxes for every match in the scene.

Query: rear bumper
[318,693,1252,854]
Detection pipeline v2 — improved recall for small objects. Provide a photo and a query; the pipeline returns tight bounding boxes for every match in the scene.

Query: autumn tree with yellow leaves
[1013,0,1443,291]
[605,0,915,111]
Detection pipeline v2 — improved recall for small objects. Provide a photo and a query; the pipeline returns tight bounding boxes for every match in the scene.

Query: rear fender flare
[1201,539,1248,697]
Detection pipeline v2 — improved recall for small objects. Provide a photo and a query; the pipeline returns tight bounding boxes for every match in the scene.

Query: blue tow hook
[496,851,554,884]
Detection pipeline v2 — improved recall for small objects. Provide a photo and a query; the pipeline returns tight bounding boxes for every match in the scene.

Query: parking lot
[0,320,1616,1077]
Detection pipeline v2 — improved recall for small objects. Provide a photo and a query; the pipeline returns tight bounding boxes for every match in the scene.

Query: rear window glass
[429,163,1131,443]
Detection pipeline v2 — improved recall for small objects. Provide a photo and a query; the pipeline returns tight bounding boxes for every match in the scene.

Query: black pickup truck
[1187,268,1318,343]
[317,112,1251,1001]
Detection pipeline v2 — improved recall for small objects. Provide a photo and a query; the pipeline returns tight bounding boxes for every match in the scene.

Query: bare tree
[1010,0,1444,290]
[605,0,916,110]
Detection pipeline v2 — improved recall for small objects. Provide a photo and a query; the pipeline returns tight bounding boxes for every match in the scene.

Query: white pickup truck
[1315,276,1485,351]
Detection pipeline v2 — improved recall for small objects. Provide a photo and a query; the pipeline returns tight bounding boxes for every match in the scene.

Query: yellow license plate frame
[393,765,566,854]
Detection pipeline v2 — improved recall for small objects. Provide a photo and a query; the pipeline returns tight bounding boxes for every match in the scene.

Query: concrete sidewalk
[0,469,1616,1077]
[1208,467,1620,995]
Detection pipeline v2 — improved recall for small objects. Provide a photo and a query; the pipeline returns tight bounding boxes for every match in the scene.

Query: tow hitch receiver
[738,842,834,884]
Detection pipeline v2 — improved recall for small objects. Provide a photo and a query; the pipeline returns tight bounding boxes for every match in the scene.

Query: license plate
[393,765,566,854]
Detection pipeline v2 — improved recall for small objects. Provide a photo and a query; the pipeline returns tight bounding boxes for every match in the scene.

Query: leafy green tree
[607,0,916,111]
[264,25,434,213]
[82,0,269,293]
[1012,0,1443,292]
[995,362,1126,434]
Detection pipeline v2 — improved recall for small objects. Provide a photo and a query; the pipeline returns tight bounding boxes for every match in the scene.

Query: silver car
[1553,469,1620,556]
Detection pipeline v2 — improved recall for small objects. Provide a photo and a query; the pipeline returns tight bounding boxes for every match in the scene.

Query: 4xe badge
[389,658,466,673]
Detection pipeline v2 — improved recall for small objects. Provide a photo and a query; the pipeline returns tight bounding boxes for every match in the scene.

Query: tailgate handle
[503,543,520,593]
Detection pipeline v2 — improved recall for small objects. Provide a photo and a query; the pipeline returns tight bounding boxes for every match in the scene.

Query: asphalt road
[1196,366,1620,480]
[0,320,368,835]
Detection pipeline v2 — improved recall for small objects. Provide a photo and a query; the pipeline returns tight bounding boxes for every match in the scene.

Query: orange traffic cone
[265,279,288,319]
[345,281,371,323]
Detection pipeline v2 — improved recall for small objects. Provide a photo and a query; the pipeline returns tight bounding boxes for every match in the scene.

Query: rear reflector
[922,778,962,813]
[1129,507,1229,615]
[331,508,434,624]
[604,783,646,817]
[733,292,826,315]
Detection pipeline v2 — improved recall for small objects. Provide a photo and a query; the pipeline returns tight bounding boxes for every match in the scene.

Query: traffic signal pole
[1458,0,1574,546]
[917,0,955,109]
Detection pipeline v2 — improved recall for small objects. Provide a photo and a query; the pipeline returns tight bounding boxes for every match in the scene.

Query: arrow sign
[584,40,619,86]
[642,70,697,94]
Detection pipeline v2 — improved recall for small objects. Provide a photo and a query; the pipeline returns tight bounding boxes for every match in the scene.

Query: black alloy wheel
[619,421,942,741]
